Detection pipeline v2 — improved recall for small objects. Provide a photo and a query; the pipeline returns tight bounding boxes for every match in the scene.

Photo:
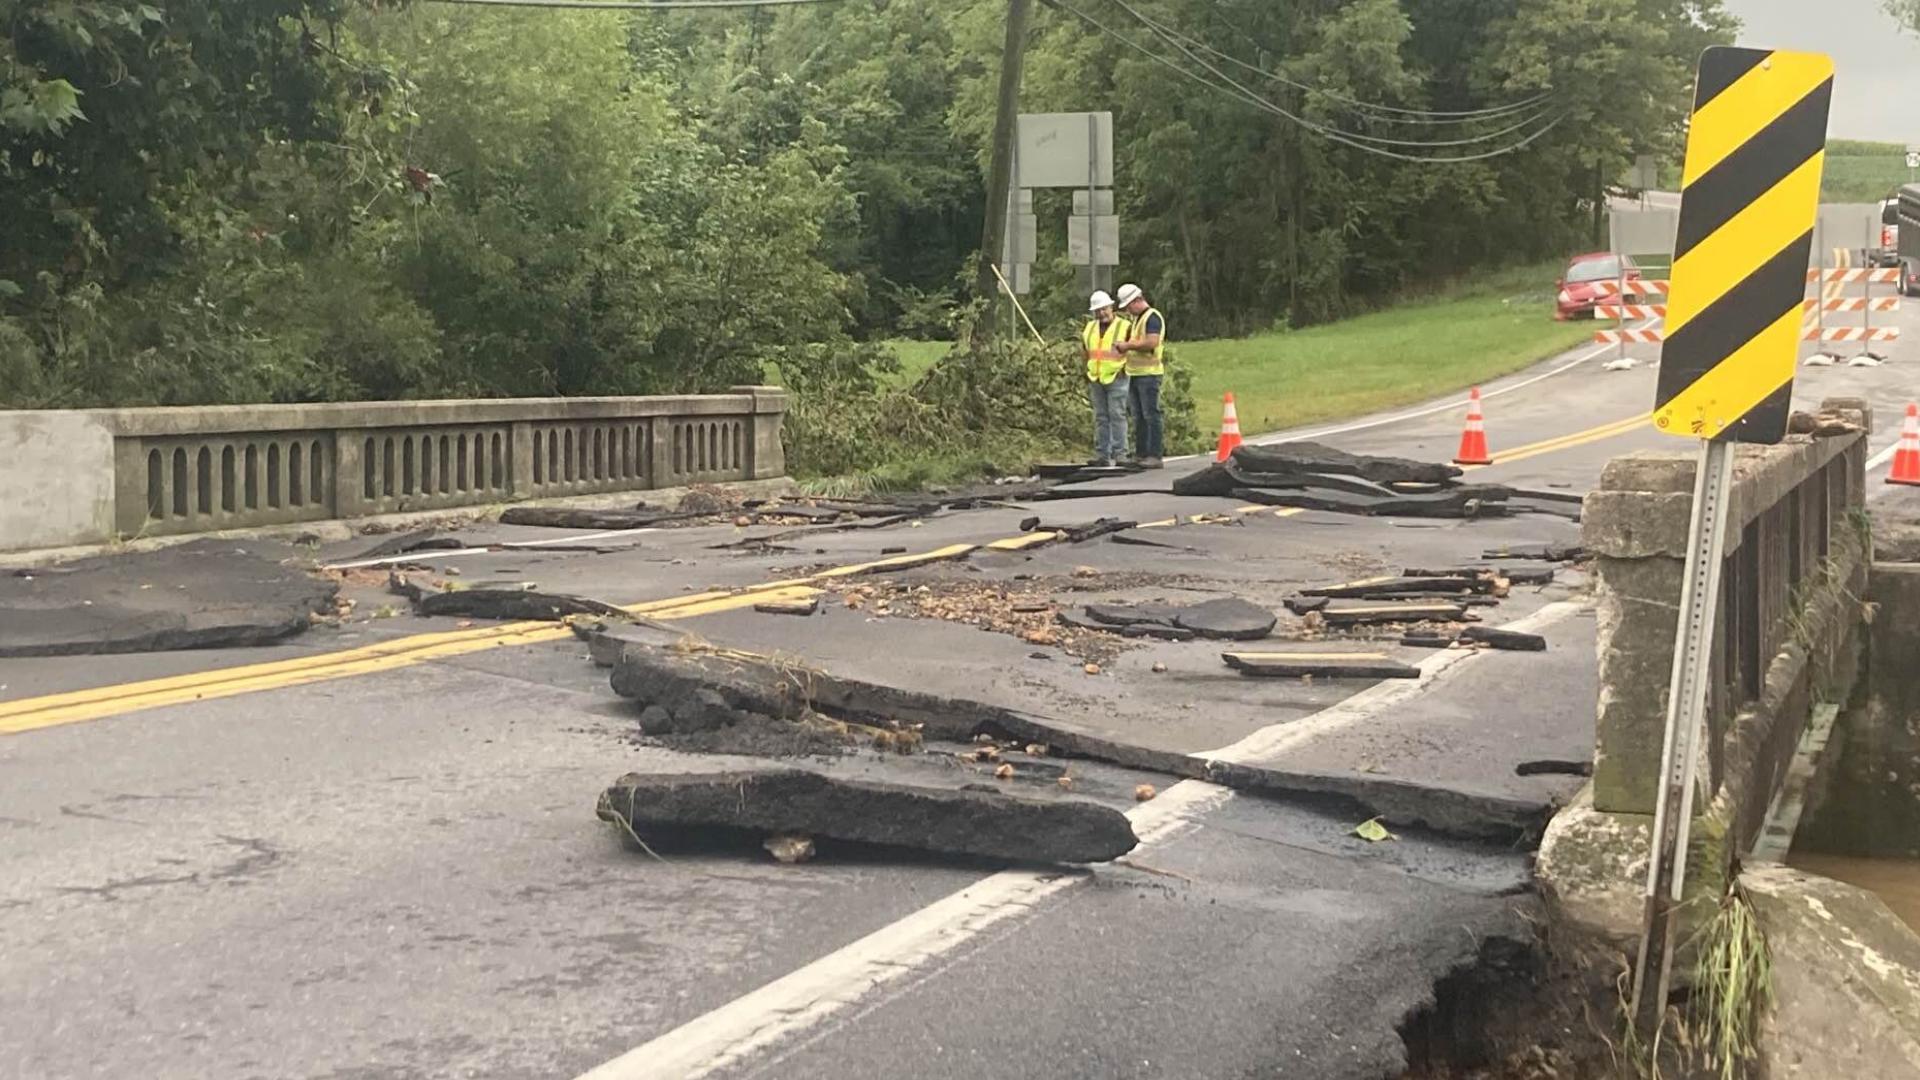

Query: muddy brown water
[1788,852,1920,932]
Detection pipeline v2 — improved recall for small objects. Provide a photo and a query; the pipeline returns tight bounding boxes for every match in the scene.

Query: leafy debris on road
[828,579,1146,661]
[1353,817,1396,842]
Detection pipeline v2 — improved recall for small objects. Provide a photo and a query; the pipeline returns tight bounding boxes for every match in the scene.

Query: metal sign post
[1861,218,1882,360]
[1612,214,1628,366]
[1629,437,1735,1036]
[1636,44,1833,1048]
[1814,215,1826,345]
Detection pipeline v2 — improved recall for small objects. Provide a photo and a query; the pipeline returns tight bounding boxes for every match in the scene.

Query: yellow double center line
[0,535,1058,735]
[1,408,1647,736]
[1458,412,1651,471]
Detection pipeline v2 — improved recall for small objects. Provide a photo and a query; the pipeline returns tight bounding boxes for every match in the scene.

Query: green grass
[1822,140,1913,203]
[1176,261,1592,437]
[1658,140,1912,203]
[878,339,951,385]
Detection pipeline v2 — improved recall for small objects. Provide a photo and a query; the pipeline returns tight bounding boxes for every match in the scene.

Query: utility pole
[972,0,1033,345]
[1593,157,1605,249]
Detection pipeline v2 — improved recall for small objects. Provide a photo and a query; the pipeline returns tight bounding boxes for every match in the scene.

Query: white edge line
[576,780,1235,1080]
[321,527,659,571]
[573,599,1590,1080]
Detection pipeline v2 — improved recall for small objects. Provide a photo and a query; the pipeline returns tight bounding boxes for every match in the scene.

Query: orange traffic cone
[1215,393,1244,462]
[1890,403,1920,487]
[1453,387,1492,466]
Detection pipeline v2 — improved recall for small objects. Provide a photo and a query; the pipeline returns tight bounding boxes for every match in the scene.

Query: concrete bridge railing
[0,388,788,552]
[1541,397,1873,936]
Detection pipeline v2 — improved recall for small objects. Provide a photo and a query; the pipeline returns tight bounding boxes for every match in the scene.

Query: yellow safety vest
[1125,306,1166,376]
[1083,317,1130,384]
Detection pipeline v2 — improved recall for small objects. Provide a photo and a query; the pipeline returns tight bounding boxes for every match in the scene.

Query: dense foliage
[1,0,1728,470]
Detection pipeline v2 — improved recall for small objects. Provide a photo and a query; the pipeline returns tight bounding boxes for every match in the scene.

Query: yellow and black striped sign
[1653,47,1833,443]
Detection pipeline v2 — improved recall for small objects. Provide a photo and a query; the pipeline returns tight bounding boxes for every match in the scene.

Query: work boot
[1141,457,1164,469]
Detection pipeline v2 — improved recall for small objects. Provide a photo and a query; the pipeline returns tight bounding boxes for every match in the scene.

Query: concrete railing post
[334,430,371,519]
[732,385,789,480]
[1584,453,1698,815]
[509,421,536,499]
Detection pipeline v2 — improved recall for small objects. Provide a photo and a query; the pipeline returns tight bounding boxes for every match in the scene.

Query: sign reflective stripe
[1653,47,1832,443]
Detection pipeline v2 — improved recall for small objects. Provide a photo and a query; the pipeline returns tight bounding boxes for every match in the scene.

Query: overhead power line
[1111,0,1557,151]
[1041,0,1563,164]
[421,0,846,9]
[1136,2,1555,123]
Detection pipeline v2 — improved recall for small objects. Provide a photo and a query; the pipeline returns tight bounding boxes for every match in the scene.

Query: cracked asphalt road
[2,325,1914,1080]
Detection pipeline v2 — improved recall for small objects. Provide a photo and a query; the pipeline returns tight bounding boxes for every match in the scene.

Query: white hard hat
[1115,283,1144,306]
[1088,290,1114,312]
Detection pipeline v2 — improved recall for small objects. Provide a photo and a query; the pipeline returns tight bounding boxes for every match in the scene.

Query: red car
[1554,252,1642,320]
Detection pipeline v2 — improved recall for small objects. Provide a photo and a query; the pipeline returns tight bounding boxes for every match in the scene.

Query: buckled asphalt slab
[6,332,1919,1080]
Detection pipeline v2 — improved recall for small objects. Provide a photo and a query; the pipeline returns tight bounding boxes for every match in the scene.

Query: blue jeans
[1089,374,1130,462]
[1128,374,1163,458]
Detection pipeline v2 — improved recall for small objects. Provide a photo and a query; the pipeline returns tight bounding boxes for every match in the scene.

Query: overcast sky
[1725,0,1920,141]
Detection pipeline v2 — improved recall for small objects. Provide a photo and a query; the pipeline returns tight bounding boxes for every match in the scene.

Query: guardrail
[0,388,787,551]
[1583,398,1871,851]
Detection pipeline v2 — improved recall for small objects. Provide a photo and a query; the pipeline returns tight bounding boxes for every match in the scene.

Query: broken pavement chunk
[754,596,822,616]
[1401,566,1554,587]
[597,769,1138,864]
[1229,441,1465,485]
[1023,517,1136,545]
[1056,609,1196,640]
[348,530,468,561]
[499,506,688,530]
[0,539,338,658]
[1231,486,1510,519]
[1302,575,1487,598]
[413,588,627,622]
[1458,625,1547,651]
[1318,602,1468,626]
[1084,602,1184,627]
[1221,651,1422,679]
[1481,543,1586,562]
[1171,598,1277,640]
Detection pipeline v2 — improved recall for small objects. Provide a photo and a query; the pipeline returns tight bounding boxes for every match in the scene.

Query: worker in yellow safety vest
[1113,282,1166,469]
[1082,290,1132,467]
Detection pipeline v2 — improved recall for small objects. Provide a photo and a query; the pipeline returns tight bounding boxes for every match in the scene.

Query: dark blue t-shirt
[1140,312,1164,336]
